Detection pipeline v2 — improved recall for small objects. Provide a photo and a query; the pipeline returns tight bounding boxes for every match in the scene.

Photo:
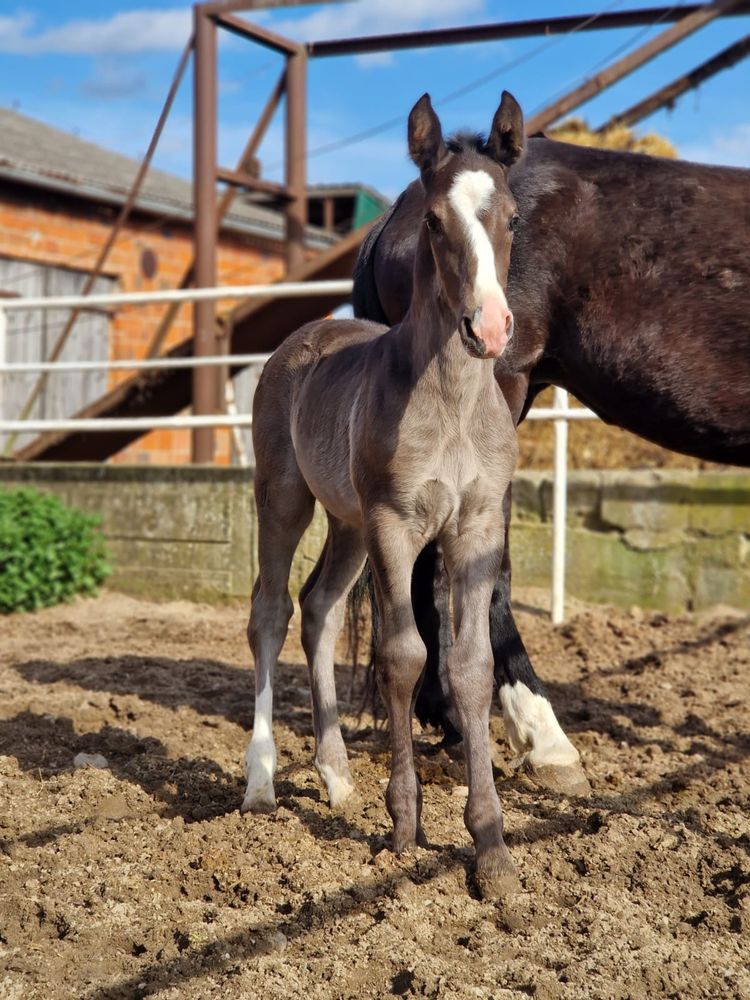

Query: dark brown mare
[353,120,750,793]
[244,93,526,896]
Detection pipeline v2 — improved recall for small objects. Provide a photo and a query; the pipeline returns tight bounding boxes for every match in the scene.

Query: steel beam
[142,69,287,364]
[192,7,219,463]
[306,3,750,57]
[597,33,750,131]
[525,0,746,134]
[216,167,293,201]
[213,12,298,54]
[285,46,307,274]
[201,0,346,15]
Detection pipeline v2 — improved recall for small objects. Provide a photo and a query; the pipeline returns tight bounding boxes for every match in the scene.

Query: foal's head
[408,91,524,360]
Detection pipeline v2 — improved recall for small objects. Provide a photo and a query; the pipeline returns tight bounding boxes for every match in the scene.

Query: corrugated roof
[0,106,337,248]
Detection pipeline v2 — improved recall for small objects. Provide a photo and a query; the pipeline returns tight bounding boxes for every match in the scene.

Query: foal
[243,92,524,896]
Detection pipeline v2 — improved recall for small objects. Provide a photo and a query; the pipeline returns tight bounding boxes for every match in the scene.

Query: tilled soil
[0,591,748,1000]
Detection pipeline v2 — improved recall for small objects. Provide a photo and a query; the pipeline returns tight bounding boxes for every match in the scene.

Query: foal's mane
[446,131,487,155]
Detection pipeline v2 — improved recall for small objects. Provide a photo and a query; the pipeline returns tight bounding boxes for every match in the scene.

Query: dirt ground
[0,590,748,1000]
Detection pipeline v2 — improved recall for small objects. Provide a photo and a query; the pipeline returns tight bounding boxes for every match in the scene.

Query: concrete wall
[1,464,748,612]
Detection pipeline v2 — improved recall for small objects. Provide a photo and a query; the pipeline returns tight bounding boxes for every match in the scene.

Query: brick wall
[0,184,286,464]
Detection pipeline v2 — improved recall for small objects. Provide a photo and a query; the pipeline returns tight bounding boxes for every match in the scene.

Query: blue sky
[1,1,749,198]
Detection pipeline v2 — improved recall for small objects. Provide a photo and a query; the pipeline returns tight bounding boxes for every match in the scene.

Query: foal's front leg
[444,532,520,899]
[367,512,428,853]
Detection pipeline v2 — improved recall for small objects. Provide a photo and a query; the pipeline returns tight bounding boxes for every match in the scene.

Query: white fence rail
[0,280,599,623]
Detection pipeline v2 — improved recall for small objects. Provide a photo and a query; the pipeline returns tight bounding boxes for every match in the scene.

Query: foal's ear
[486,90,525,168]
[408,93,446,183]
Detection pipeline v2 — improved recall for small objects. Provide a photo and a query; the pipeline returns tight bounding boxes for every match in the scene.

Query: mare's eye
[424,212,441,234]
[508,214,520,233]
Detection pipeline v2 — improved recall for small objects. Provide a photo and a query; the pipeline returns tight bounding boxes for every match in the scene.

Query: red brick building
[0,107,386,464]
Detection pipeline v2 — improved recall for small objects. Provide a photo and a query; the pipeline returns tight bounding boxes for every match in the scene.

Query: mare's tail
[347,544,460,742]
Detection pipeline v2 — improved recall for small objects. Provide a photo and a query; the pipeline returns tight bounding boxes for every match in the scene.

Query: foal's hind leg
[242,480,315,814]
[300,517,366,808]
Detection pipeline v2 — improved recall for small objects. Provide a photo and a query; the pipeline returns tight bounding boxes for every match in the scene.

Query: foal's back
[253,316,388,527]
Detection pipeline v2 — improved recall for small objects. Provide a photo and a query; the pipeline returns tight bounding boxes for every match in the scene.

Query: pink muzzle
[470,294,513,359]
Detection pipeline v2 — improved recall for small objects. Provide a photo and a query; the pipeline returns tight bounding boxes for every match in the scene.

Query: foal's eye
[508,214,520,233]
[424,212,441,234]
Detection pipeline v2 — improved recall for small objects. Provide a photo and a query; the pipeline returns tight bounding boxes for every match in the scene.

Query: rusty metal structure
[14,1,750,464]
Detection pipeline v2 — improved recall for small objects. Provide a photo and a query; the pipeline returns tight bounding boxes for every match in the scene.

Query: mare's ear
[408,93,446,183]
[486,90,525,168]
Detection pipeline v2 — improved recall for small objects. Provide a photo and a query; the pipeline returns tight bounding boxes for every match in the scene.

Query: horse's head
[408,91,524,360]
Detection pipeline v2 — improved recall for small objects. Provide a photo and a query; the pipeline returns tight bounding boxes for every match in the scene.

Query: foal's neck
[401,245,495,406]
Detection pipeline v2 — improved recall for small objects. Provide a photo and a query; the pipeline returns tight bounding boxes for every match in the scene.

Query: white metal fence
[0,281,598,622]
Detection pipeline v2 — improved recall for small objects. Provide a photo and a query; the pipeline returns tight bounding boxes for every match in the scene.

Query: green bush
[0,488,111,613]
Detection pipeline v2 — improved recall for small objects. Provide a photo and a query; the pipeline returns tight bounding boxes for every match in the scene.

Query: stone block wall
[1,465,747,612]
[510,470,750,611]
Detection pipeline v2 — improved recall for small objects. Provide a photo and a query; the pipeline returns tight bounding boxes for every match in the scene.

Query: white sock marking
[316,761,356,809]
[499,681,580,766]
[243,670,277,808]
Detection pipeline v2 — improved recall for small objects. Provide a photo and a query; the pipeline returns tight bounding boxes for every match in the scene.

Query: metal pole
[597,33,750,132]
[285,45,307,274]
[193,5,219,463]
[551,387,569,625]
[143,68,287,362]
[306,3,750,58]
[525,0,745,135]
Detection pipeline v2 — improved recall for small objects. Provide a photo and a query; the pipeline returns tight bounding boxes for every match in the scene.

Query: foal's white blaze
[500,682,580,767]
[448,168,511,356]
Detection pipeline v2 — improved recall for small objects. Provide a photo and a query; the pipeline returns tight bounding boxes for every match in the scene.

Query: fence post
[192,5,218,463]
[551,386,569,624]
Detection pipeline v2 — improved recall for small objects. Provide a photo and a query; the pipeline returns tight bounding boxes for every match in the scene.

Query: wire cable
[265,0,627,169]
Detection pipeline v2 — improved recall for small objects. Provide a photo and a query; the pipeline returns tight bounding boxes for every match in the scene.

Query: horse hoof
[392,825,427,856]
[328,781,359,812]
[513,756,591,798]
[317,762,359,811]
[240,786,276,815]
[475,845,521,900]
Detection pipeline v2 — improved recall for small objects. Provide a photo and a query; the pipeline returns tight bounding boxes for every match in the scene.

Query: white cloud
[270,0,487,58]
[679,123,750,169]
[0,1,488,56]
[0,8,191,54]
[81,58,148,99]
[0,1,488,61]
